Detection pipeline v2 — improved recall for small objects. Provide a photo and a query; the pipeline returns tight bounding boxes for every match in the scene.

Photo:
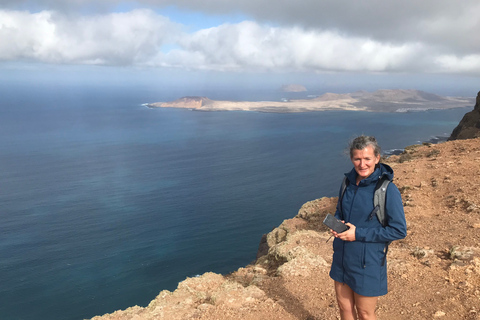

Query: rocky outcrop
[449,91,480,140]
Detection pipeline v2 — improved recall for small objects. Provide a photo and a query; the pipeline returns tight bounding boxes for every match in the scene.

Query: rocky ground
[91,137,480,320]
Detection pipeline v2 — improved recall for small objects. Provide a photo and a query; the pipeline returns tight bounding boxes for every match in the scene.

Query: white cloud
[435,54,480,74]
[156,0,480,55]
[0,9,180,65]
[0,7,479,75]
[3,0,480,56]
[159,22,436,73]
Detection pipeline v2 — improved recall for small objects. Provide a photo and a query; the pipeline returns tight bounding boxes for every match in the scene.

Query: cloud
[0,9,181,65]
[158,21,425,73]
[151,0,480,56]
[13,0,477,54]
[0,4,479,75]
[435,54,480,74]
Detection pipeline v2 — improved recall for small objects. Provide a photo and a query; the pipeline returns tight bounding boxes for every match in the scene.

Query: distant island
[147,89,474,113]
[281,84,307,92]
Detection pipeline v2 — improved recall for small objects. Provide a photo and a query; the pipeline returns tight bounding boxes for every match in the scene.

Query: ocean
[0,83,471,320]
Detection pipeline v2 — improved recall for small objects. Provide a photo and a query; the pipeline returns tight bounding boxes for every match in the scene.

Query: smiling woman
[329,135,407,320]
[349,137,381,183]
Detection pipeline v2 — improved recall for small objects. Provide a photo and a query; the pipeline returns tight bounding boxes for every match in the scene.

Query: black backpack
[338,176,391,265]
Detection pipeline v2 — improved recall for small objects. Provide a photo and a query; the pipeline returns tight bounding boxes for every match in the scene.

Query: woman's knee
[337,299,355,313]
[356,307,375,320]
[354,294,378,320]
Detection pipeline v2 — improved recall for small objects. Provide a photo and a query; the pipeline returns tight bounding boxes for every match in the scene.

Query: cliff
[449,91,480,140]
[90,136,480,320]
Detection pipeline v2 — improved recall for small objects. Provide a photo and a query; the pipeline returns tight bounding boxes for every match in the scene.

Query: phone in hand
[323,214,349,233]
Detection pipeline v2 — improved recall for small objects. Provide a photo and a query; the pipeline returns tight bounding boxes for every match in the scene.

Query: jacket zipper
[342,186,359,278]
[363,243,366,268]
[345,186,358,222]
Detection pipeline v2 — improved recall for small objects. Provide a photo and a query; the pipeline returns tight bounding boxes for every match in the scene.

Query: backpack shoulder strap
[373,176,392,266]
[338,176,349,220]
[373,177,391,227]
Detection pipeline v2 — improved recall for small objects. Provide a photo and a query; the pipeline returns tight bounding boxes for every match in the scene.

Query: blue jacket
[329,163,407,296]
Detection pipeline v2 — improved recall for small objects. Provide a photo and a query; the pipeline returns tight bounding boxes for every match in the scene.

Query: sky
[1,0,479,96]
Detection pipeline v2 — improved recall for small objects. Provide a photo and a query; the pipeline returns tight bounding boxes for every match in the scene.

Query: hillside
[90,136,480,320]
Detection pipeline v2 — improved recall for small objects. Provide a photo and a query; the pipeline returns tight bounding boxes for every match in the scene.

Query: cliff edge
[91,136,480,320]
[449,91,480,140]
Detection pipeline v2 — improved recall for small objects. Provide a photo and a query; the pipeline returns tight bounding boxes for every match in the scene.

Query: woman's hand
[333,222,356,241]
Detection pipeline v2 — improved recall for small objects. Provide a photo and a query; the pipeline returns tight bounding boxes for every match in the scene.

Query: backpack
[338,175,391,265]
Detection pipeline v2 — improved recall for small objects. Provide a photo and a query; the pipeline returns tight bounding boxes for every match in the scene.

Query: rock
[412,247,434,259]
[296,197,337,222]
[449,91,480,140]
[256,233,269,259]
[434,310,446,317]
[449,246,478,261]
[212,282,265,309]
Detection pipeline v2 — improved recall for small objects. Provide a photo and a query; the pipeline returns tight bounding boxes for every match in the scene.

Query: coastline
[147,90,475,113]
[383,134,450,156]
[147,96,366,113]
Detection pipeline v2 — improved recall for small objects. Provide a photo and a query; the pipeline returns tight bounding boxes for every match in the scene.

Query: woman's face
[351,146,380,181]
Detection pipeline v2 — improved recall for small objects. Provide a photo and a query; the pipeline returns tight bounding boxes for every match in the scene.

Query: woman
[329,135,407,320]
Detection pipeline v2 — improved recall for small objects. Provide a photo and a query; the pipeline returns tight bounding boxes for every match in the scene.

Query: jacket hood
[379,163,394,180]
[345,163,394,185]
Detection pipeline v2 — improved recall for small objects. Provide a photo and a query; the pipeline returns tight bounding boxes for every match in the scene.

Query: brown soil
[91,138,480,320]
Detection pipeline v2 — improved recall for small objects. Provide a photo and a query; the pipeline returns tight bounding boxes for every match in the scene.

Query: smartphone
[323,214,349,233]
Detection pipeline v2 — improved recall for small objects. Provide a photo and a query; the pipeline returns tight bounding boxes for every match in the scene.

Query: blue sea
[0,83,471,320]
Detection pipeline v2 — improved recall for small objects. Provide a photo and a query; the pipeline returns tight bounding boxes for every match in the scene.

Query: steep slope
[449,91,480,140]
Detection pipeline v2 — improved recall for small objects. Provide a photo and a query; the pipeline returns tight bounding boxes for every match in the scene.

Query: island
[281,84,307,92]
[147,89,474,113]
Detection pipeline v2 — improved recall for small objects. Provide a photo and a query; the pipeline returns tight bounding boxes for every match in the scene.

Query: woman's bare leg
[353,292,378,320]
[334,281,357,320]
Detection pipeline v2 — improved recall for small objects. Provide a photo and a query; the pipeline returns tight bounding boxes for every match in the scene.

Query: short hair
[349,135,381,158]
